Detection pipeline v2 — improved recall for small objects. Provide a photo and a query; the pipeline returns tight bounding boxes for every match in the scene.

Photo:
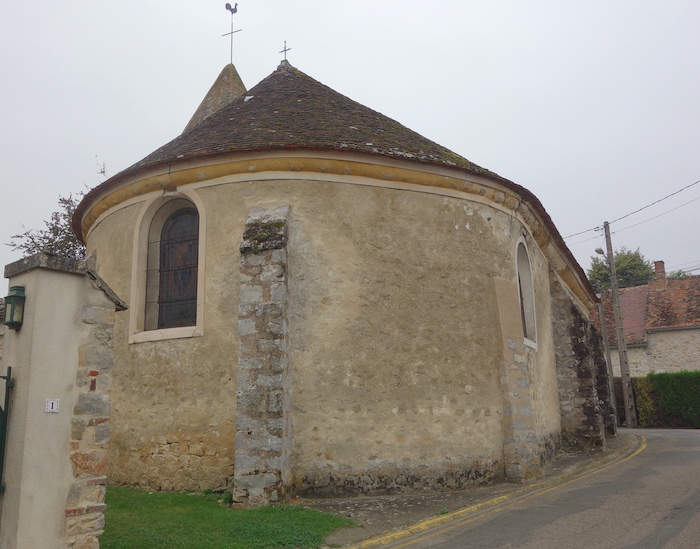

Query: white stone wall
[608,328,700,377]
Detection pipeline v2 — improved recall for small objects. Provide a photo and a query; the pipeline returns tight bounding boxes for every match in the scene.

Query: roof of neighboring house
[596,262,700,346]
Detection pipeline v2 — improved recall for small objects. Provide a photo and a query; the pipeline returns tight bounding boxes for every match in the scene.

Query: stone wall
[83,170,600,497]
[65,271,122,549]
[93,199,237,492]
[607,328,700,377]
[550,270,608,450]
[233,206,291,507]
[0,254,121,549]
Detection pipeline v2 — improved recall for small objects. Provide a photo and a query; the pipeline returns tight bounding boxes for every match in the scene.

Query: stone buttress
[233,206,291,506]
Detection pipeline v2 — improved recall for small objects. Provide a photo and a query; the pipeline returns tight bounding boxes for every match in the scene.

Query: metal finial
[280,41,291,61]
[222,3,242,64]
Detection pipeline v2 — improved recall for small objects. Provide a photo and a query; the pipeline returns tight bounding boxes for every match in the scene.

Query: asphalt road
[382,429,700,549]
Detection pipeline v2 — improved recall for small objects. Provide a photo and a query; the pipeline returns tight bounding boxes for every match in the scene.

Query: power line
[668,258,700,270]
[564,226,600,239]
[607,178,700,225]
[568,233,604,248]
[609,195,700,234]
[563,177,700,239]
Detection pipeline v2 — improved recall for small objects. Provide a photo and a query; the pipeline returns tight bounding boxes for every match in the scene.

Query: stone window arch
[516,242,536,343]
[145,199,199,331]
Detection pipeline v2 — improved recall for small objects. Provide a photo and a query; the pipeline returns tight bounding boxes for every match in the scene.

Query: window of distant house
[516,242,536,343]
[145,202,199,330]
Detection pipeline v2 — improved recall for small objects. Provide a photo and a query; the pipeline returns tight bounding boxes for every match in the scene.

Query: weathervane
[280,41,291,61]
[223,3,242,64]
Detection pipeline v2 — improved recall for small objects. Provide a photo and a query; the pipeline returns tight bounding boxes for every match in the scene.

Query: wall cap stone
[4,252,82,278]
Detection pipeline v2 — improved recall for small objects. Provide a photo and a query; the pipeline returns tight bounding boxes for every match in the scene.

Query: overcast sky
[2,1,699,279]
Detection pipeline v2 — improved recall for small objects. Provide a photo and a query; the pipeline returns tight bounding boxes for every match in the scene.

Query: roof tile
[121,61,497,181]
[595,275,700,346]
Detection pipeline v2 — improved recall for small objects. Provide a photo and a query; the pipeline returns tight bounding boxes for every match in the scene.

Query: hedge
[647,371,700,428]
[614,371,700,428]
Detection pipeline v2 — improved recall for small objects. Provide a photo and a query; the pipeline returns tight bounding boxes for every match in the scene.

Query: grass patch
[101,486,355,549]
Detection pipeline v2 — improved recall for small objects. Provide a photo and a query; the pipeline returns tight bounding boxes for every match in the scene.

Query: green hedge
[634,376,658,427]
[647,371,700,428]
[617,371,700,428]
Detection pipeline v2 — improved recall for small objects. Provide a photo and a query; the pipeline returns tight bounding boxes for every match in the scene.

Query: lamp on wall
[3,286,26,330]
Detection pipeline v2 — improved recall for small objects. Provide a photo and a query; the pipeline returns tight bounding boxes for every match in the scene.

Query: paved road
[383,430,700,549]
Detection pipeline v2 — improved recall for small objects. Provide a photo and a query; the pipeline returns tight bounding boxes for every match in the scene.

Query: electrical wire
[563,177,700,239]
[608,195,700,234]
[606,178,700,225]
[669,258,700,270]
[568,233,605,248]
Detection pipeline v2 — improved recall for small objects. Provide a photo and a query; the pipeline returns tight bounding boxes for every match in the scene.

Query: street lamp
[3,286,26,331]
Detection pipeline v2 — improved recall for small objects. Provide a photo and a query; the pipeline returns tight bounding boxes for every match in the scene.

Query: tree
[668,270,693,279]
[7,193,86,261]
[587,247,654,291]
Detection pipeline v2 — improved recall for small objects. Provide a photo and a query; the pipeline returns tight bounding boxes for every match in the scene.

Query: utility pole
[601,221,637,427]
[597,302,618,435]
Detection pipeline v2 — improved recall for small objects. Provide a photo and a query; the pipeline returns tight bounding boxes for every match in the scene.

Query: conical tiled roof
[117,61,498,181]
[73,61,598,307]
[183,63,247,133]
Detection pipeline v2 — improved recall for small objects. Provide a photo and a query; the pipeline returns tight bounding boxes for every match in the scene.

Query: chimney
[652,260,668,290]
[654,260,666,280]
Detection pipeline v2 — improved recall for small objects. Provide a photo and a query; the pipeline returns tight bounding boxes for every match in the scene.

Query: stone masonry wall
[0,298,5,364]
[0,254,120,549]
[64,273,121,549]
[233,206,291,507]
[608,328,700,377]
[550,271,607,450]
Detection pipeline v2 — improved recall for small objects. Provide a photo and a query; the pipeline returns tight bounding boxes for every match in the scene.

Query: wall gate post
[0,254,123,549]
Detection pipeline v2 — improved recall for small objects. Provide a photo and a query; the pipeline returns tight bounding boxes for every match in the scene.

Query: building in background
[597,260,700,377]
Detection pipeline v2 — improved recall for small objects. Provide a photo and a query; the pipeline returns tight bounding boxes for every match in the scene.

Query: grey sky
[2,0,698,277]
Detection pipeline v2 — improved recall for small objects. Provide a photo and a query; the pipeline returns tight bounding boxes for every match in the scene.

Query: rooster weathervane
[223,3,242,64]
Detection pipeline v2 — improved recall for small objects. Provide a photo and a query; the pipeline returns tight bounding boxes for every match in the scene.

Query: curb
[346,434,646,549]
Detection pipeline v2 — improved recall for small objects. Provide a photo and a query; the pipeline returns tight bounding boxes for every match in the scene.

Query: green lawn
[101,486,355,549]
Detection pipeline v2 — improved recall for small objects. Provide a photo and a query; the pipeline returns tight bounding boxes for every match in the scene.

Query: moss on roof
[122,61,498,177]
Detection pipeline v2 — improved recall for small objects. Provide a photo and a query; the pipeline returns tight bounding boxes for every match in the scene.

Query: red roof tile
[595,273,700,346]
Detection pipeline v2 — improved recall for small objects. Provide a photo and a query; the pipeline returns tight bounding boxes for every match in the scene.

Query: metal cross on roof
[222,3,242,64]
[280,41,292,61]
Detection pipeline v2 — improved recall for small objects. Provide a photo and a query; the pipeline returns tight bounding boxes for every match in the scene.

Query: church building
[72,61,610,506]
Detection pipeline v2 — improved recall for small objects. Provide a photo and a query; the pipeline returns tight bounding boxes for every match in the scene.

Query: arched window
[145,202,199,330]
[516,242,536,342]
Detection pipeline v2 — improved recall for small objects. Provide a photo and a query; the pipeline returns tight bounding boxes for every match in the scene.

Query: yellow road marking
[349,436,647,549]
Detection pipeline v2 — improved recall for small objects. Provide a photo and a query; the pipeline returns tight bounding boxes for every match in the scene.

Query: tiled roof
[646,276,700,329]
[121,61,496,178]
[183,63,247,133]
[72,62,596,305]
[595,272,700,346]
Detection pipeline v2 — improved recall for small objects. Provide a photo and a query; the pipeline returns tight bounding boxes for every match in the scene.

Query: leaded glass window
[157,207,199,328]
